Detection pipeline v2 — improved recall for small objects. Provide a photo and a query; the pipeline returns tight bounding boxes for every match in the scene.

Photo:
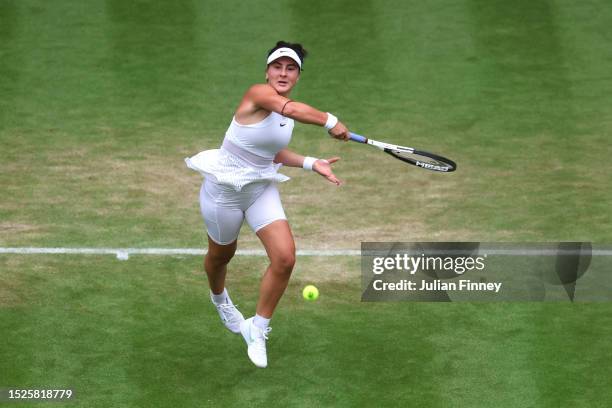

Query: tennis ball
[302,285,319,301]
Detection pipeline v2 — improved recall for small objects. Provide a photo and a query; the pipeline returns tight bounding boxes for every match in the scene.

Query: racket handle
[349,133,367,143]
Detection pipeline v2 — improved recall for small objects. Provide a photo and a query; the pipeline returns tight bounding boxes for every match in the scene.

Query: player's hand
[328,122,349,141]
[313,157,343,186]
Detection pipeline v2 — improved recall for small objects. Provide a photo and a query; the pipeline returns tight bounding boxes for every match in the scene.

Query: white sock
[211,288,228,305]
[253,314,270,330]
[253,313,270,330]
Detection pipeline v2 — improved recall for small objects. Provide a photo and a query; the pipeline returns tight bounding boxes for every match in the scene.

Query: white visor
[266,47,302,69]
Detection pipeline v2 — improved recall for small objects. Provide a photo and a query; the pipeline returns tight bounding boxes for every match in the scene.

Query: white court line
[0,247,611,260]
[0,247,361,259]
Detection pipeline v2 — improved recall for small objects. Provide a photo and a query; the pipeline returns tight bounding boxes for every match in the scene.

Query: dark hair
[267,41,308,70]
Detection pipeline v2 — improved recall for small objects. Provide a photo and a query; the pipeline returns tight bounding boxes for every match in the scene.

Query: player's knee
[271,251,295,273]
[206,254,230,267]
[206,246,236,267]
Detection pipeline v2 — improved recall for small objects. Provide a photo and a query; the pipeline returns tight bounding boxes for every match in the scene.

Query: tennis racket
[349,133,457,172]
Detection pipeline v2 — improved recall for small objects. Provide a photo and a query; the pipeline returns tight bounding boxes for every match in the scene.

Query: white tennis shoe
[240,317,272,368]
[211,294,244,334]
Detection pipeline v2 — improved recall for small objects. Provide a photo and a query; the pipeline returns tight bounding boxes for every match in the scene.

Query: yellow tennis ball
[302,285,319,301]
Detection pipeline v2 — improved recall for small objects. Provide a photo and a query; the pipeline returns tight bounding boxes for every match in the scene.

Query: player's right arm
[245,84,349,140]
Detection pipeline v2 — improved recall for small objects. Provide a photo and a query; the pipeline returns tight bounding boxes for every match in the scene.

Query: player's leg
[254,220,296,318]
[245,182,294,318]
[240,183,292,367]
[200,179,246,333]
[204,236,237,296]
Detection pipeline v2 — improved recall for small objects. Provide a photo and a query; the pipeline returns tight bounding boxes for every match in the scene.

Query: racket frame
[348,132,456,172]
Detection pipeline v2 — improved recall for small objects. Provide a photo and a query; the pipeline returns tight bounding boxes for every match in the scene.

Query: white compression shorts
[200,179,287,245]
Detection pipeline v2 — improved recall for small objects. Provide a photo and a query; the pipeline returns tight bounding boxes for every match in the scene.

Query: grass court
[1,0,611,406]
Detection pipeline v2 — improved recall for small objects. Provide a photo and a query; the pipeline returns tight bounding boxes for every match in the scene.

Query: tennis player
[185,41,350,368]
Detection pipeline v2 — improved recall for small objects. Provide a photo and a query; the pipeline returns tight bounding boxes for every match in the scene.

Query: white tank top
[224,112,294,159]
[185,111,294,191]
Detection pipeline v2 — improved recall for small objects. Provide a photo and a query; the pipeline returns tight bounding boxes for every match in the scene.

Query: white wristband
[303,156,318,171]
[324,113,338,130]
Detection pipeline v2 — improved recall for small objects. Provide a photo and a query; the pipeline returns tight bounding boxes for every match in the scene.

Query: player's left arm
[273,148,305,167]
[274,148,343,186]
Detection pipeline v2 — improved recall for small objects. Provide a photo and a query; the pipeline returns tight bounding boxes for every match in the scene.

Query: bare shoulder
[246,83,276,97]
[239,83,287,118]
[236,84,277,123]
